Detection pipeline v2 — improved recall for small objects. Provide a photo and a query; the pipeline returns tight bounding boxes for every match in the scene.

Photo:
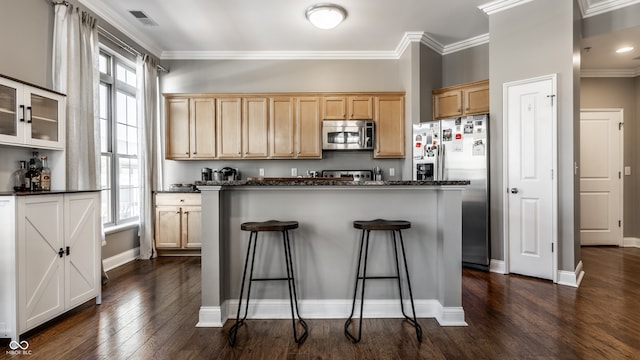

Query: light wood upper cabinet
[433,80,489,119]
[165,96,215,159]
[270,96,322,159]
[216,97,243,158]
[374,95,405,158]
[242,97,269,158]
[323,95,373,120]
[270,97,295,158]
[296,97,322,159]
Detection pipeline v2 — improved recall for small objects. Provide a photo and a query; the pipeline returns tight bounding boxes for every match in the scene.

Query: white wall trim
[199,299,467,328]
[556,260,585,288]
[442,33,490,55]
[478,0,534,15]
[196,306,225,327]
[578,0,640,18]
[489,259,506,274]
[624,237,640,247]
[102,247,140,272]
[581,68,640,78]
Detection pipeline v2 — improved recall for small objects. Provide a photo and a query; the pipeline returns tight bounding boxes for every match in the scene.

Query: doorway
[503,74,558,281]
[579,109,623,246]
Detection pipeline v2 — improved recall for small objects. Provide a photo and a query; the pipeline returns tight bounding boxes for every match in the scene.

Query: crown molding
[78,0,163,58]
[160,50,400,60]
[581,67,640,77]
[478,0,534,15]
[443,33,490,55]
[578,0,640,18]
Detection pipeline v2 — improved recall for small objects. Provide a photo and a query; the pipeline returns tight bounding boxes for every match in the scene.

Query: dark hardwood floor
[2,247,639,359]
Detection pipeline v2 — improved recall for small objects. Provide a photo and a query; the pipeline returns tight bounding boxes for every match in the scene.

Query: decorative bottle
[40,155,51,191]
[13,161,27,191]
[26,158,41,191]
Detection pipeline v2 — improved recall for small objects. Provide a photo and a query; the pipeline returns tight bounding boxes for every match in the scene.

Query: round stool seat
[353,219,411,231]
[241,220,299,232]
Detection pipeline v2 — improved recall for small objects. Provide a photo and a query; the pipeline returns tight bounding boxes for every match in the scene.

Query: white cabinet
[0,192,101,341]
[0,75,66,150]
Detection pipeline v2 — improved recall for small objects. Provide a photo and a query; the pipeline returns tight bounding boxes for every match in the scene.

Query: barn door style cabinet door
[0,74,66,150]
[0,192,101,342]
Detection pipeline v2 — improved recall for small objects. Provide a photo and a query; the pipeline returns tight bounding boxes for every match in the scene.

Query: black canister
[201,167,212,181]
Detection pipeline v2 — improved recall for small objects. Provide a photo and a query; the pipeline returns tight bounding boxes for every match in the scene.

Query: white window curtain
[52,3,100,191]
[137,54,162,259]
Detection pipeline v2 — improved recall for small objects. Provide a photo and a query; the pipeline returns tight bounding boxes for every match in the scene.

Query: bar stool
[344,219,423,343]
[228,220,308,346]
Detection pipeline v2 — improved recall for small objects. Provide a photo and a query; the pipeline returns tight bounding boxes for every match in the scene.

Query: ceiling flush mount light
[616,46,634,53]
[305,4,347,30]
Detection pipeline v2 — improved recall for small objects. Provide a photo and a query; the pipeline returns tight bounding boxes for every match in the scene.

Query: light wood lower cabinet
[0,192,101,341]
[155,193,201,251]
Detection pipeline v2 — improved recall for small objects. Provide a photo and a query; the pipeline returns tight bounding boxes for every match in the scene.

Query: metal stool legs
[344,228,423,343]
[228,229,308,346]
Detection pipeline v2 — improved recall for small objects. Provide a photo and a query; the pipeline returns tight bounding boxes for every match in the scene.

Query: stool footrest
[358,276,399,280]
[251,277,292,282]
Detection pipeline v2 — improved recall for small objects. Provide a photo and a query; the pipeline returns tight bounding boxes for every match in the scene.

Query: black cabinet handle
[58,248,64,258]
[20,105,25,122]
[66,246,70,256]
[27,106,32,123]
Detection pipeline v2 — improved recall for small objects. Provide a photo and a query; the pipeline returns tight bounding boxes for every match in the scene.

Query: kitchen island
[196,179,469,329]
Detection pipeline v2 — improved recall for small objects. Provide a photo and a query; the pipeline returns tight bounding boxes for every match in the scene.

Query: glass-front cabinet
[0,75,65,150]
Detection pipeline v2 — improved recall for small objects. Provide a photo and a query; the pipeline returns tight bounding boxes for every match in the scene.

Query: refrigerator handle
[439,145,445,181]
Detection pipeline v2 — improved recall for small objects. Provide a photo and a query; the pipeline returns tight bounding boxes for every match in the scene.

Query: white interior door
[579,109,623,246]
[504,75,557,281]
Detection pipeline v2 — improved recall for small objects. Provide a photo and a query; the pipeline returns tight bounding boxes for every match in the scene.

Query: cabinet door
[433,90,462,119]
[165,97,191,159]
[216,98,243,158]
[191,97,216,158]
[17,195,65,332]
[322,96,347,120]
[64,193,100,308]
[296,97,322,158]
[374,96,405,158]
[155,206,182,248]
[348,96,373,119]
[182,206,201,248]
[243,97,269,158]
[0,77,24,145]
[464,83,489,115]
[270,97,295,158]
[26,87,65,150]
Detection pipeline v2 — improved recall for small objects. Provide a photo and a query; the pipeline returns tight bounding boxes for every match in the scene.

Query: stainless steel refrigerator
[413,115,489,269]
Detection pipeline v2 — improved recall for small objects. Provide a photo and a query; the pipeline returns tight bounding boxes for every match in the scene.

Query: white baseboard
[102,247,140,272]
[556,260,584,288]
[624,237,640,248]
[199,299,467,328]
[489,259,506,274]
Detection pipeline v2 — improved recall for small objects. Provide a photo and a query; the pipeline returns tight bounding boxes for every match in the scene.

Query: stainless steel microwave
[322,120,375,150]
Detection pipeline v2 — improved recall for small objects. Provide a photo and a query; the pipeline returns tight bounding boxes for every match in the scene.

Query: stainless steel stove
[321,170,373,181]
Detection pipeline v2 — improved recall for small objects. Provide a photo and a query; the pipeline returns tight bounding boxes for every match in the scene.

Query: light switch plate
[259,168,265,176]
[389,168,395,177]
[625,166,631,176]
[291,168,297,176]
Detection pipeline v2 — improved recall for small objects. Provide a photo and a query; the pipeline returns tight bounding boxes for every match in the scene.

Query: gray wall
[581,77,639,238]
[443,43,490,87]
[488,0,580,271]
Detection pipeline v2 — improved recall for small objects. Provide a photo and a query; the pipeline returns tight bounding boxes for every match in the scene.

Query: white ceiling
[78,0,640,73]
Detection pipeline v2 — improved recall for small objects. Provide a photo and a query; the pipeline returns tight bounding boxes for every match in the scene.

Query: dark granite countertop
[154,190,201,194]
[0,189,101,196]
[195,179,470,187]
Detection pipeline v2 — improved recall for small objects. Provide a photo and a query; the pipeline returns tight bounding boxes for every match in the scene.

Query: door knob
[510,188,519,194]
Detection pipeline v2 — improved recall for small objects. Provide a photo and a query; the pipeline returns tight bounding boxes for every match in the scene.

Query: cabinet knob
[58,248,64,258]
[185,152,189,155]
[193,151,197,155]
[176,210,180,214]
[180,199,184,202]
[184,211,189,215]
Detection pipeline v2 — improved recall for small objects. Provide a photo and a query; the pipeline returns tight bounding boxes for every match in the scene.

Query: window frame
[99,46,140,227]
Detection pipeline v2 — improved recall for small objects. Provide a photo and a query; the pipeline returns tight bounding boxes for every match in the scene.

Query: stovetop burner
[321,170,373,181]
